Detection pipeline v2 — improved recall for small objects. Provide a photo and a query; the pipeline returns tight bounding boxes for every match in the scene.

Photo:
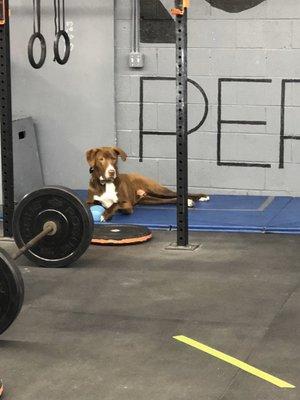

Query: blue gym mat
[75,191,299,234]
[2,191,295,234]
[266,198,300,233]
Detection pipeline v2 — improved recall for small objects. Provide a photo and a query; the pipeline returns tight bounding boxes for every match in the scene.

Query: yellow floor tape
[173,335,295,389]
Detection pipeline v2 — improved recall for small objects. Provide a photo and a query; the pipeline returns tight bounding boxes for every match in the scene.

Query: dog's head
[86,147,127,182]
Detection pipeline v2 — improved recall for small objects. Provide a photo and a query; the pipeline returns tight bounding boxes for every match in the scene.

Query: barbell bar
[11,221,56,260]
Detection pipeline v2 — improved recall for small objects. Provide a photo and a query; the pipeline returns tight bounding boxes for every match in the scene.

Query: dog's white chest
[94,182,118,209]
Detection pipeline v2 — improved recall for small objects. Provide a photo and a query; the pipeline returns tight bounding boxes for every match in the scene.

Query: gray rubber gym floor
[0,231,299,400]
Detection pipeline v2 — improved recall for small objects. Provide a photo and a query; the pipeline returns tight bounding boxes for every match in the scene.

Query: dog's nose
[108,169,115,176]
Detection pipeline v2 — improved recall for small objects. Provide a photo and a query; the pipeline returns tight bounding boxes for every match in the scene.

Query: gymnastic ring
[53,30,71,65]
[27,32,47,69]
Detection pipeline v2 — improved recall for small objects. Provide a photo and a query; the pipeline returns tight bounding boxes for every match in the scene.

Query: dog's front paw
[199,195,210,202]
[100,215,106,223]
[103,211,113,221]
[187,199,195,208]
[94,195,102,202]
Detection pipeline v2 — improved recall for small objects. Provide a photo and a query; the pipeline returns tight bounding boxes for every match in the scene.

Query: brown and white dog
[86,147,209,221]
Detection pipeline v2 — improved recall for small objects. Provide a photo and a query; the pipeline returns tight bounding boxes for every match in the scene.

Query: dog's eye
[99,158,104,162]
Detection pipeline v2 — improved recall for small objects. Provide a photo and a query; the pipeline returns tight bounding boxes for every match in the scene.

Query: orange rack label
[0,1,5,25]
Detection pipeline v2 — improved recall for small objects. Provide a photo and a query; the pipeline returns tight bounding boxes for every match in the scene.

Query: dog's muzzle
[105,165,116,180]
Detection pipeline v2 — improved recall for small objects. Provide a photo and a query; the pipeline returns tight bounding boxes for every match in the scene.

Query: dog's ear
[113,147,127,161]
[86,148,99,167]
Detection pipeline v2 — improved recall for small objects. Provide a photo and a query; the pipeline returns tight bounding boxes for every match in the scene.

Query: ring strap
[28,0,46,69]
[53,0,70,65]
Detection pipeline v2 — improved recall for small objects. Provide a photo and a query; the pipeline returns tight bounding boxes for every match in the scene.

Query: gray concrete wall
[9,0,115,190]
[115,0,300,196]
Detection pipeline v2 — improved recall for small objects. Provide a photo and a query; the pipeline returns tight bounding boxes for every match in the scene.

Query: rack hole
[18,131,26,140]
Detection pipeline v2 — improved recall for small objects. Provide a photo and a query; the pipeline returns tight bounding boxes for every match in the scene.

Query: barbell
[0,186,94,335]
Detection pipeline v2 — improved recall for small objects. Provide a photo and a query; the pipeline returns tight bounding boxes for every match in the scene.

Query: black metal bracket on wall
[0,0,14,237]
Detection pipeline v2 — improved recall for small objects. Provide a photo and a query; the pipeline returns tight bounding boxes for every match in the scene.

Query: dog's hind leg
[141,197,196,208]
[146,185,178,199]
[140,196,177,205]
[189,193,210,202]
[145,184,209,202]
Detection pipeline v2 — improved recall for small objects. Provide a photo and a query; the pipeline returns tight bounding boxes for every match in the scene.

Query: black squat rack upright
[175,0,189,247]
[167,0,196,250]
[0,0,193,248]
[0,0,14,238]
